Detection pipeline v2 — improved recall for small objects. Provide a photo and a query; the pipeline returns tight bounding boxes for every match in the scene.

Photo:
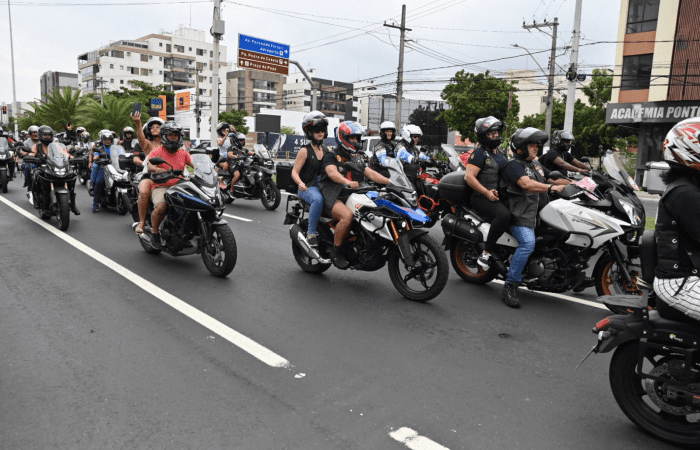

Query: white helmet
[379,121,396,141]
[664,117,700,171]
[401,124,422,142]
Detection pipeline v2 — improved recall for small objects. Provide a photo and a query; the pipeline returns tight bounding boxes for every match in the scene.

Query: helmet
[302,111,329,143]
[216,122,231,137]
[98,129,114,146]
[663,118,700,172]
[76,126,86,135]
[401,124,422,143]
[379,121,396,141]
[510,127,548,160]
[235,132,246,148]
[143,117,164,140]
[475,116,504,150]
[123,126,135,137]
[335,121,365,154]
[20,130,27,139]
[37,125,55,146]
[551,130,574,152]
[160,121,184,152]
[81,131,90,142]
[28,125,39,135]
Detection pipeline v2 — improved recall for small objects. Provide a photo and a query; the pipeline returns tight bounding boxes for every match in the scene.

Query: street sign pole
[211,0,224,148]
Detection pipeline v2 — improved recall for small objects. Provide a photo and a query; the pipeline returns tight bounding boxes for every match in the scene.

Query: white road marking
[223,213,253,222]
[0,196,290,368]
[390,428,450,450]
[490,279,608,310]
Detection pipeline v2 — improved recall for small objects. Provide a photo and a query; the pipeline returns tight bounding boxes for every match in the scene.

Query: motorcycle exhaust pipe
[441,214,483,243]
[289,224,321,260]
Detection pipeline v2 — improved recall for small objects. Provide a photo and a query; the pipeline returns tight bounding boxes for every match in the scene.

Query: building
[224,68,285,114]
[358,95,447,133]
[40,71,79,100]
[282,70,357,121]
[77,26,228,104]
[606,0,700,183]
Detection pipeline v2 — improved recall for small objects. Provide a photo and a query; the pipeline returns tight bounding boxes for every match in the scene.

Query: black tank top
[298,144,326,185]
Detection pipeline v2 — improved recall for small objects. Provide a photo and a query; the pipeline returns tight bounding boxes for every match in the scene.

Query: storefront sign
[606,100,700,124]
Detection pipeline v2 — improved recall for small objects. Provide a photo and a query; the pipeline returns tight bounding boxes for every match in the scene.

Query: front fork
[606,239,635,286]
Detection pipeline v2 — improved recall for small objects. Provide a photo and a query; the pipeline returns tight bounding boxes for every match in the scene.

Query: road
[0,181,678,450]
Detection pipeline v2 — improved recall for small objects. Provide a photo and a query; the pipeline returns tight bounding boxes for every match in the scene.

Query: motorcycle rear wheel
[139,235,161,254]
[55,196,70,231]
[116,194,128,215]
[201,224,237,277]
[1,170,7,193]
[261,179,281,211]
[609,342,700,446]
[449,239,496,284]
[594,252,642,297]
[388,234,448,302]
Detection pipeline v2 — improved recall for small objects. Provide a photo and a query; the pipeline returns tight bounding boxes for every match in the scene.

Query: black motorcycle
[92,146,130,215]
[582,229,700,447]
[118,151,146,222]
[134,150,237,278]
[0,137,16,193]
[220,144,280,210]
[68,144,91,185]
[23,143,78,231]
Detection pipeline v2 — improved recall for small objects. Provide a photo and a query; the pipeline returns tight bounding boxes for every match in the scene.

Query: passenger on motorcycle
[90,130,120,213]
[65,122,78,145]
[292,111,330,252]
[538,130,590,175]
[653,118,700,322]
[319,121,391,269]
[28,125,80,215]
[370,121,397,178]
[119,126,140,152]
[146,121,194,250]
[216,122,233,154]
[131,114,164,235]
[464,116,511,271]
[219,131,253,195]
[22,125,40,187]
[394,124,433,178]
[500,127,567,308]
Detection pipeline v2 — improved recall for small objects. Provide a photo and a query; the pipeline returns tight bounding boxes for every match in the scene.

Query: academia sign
[606,100,700,124]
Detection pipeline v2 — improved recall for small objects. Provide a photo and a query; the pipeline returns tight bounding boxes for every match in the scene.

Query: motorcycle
[23,143,78,231]
[283,166,449,302]
[581,229,700,447]
[440,172,638,295]
[92,146,130,215]
[0,137,16,193]
[134,150,237,278]
[118,151,146,222]
[220,144,281,210]
[413,144,466,228]
[68,143,91,185]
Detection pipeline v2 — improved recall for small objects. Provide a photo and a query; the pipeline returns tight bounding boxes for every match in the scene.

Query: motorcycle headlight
[8,151,13,158]
[619,199,641,225]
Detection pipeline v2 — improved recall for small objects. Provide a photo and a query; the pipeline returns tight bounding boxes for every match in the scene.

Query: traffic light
[2,106,6,114]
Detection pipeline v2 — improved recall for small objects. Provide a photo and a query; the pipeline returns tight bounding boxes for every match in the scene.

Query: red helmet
[664,118,700,172]
[334,121,365,153]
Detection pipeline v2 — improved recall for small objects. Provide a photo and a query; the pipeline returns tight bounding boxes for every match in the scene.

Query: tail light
[595,317,610,331]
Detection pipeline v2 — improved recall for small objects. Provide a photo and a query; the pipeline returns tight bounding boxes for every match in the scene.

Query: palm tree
[38,87,87,131]
[79,95,141,136]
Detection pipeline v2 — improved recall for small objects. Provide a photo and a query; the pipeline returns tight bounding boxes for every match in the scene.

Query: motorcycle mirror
[548,170,566,180]
[149,157,166,165]
[580,156,590,163]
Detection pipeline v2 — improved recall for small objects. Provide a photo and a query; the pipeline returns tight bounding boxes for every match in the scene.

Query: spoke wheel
[388,234,448,302]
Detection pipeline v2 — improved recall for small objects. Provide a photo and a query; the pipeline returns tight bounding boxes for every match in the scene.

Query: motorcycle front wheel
[449,239,496,284]
[116,194,128,215]
[201,224,237,277]
[609,342,700,446]
[1,170,7,193]
[78,170,88,185]
[55,195,70,231]
[594,252,642,296]
[260,179,281,210]
[388,234,448,302]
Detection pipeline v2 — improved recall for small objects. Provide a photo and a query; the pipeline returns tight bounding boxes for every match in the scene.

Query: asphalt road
[0,180,679,450]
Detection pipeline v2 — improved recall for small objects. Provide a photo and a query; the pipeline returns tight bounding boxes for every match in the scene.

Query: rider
[370,121,397,178]
[22,125,40,186]
[500,127,568,308]
[146,121,194,250]
[65,122,78,145]
[131,113,164,234]
[539,130,590,175]
[393,124,433,179]
[218,130,253,195]
[28,125,80,215]
[319,121,391,269]
[119,126,140,152]
[464,116,510,271]
[90,130,119,213]
[653,118,700,322]
[292,111,329,254]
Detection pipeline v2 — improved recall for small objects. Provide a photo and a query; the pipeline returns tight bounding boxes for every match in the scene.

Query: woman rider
[291,111,329,257]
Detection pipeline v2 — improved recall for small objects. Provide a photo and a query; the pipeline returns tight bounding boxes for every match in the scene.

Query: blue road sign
[238,34,290,59]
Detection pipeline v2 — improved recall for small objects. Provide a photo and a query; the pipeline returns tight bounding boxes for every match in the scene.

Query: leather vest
[655,176,700,278]
[474,147,503,192]
[505,158,546,228]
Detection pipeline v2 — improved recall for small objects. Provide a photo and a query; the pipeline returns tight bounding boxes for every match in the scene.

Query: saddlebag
[441,213,482,244]
[438,171,472,206]
[276,162,296,193]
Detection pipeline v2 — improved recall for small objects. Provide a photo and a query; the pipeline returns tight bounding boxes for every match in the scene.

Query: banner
[158,95,167,120]
[175,91,191,112]
[257,134,336,159]
[606,100,700,124]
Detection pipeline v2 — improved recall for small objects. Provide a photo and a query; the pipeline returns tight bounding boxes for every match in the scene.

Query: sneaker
[502,282,521,308]
[477,251,492,270]
[151,234,162,250]
[91,208,99,213]
[330,246,350,270]
[307,234,319,249]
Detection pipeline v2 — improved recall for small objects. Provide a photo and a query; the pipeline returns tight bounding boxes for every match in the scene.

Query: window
[149,55,153,60]
[166,44,171,52]
[120,80,124,84]
[110,50,124,58]
[149,69,153,74]
[174,45,185,53]
[196,62,206,71]
[140,68,149,76]
[210,51,213,57]
[621,54,654,90]
[109,64,114,69]
[140,54,148,62]
[238,77,245,91]
[254,80,277,90]
[159,71,163,75]
[626,0,660,34]
[198,75,206,83]
[130,67,139,75]
[199,88,206,96]
[197,49,206,56]
[189,47,192,51]
[126,51,131,56]
[159,56,163,61]
[110,79,114,83]
[159,42,163,47]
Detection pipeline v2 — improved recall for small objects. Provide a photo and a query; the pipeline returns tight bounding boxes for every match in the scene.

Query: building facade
[282,70,357,121]
[606,0,700,183]
[358,95,447,133]
[225,69,285,114]
[40,71,79,100]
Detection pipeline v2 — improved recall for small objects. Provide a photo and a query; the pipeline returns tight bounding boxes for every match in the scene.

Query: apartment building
[40,71,79,100]
[282,70,358,121]
[225,68,285,114]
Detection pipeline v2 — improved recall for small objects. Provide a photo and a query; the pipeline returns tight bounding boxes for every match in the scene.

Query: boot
[70,192,80,215]
[502,282,521,308]
[330,245,350,270]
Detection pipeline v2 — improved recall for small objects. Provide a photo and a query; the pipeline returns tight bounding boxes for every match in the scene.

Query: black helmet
[160,121,184,151]
[510,127,548,160]
[234,132,246,149]
[37,125,55,146]
[302,111,328,143]
[216,122,231,137]
[551,130,574,152]
[143,117,164,140]
[475,116,504,150]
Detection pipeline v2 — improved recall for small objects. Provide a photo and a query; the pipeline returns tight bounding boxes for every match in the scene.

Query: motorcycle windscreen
[602,151,639,190]
[108,145,126,173]
[47,143,69,169]
[383,157,413,190]
[440,144,463,170]
[192,153,217,187]
[254,144,271,159]
[0,138,8,150]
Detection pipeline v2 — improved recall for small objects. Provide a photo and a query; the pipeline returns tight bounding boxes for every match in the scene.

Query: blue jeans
[297,176,323,236]
[91,164,104,210]
[506,226,536,284]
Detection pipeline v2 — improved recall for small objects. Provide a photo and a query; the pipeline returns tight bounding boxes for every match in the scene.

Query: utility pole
[564,0,583,132]
[523,18,558,143]
[289,60,316,111]
[97,76,105,107]
[384,5,411,128]
[8,0,18,137]
[210,0,224,147]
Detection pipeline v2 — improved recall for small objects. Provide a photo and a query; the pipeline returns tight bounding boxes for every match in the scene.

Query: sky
[0,0,622,104]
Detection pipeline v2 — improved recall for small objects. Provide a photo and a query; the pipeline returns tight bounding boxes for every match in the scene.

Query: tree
[280,126,296,135]
[218,110,249,135]
[408,104,448,147]
[32,87,87,132]
[78,96,145,137]
[439,70,520,143]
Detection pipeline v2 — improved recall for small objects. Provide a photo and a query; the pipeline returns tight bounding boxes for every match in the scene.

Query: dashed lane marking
[223,213,253,222]
[390,428,450,450]
[0,196,290,368]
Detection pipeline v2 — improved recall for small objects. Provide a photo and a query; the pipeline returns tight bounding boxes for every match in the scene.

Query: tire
[609,342,700,447]
[449,239,496,284]
[116,194,128,215]
[55,195,70,231]
[139,235,161,254]
[260,179,281,211]
[40,211,51,220]
[292,241,332,274]
[594,251,642,297]
[78,170,88,185]
[201,224,238,277]
[1,170,7,193]
[388,234,449,302]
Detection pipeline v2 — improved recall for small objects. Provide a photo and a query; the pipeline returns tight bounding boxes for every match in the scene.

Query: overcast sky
[0,0,621,104]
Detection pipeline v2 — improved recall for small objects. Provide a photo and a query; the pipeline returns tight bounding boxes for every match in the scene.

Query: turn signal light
[595,317,611,331]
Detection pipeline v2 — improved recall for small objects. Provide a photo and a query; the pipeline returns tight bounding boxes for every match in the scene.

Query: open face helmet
[401,124,422,143]
[123,126,135,140]
[663,118,700,172]
[379,121,396,141]
[335,121,365,154]
[216,122,231,137]
[160,121,184,152]
[302,111,329,143]
[28,125,40,139]
[37,125,55,146]
[81,131,90,142]
[475,116,504,150]
[98,129,114,147]
[551,130,574,153]
[143,117,164,140]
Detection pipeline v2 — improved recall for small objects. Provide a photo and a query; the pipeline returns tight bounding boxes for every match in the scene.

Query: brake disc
[644,363,698,415]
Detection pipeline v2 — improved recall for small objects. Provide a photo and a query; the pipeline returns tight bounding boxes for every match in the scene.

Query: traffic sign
[238,49,289,75]
[238,34,290,59]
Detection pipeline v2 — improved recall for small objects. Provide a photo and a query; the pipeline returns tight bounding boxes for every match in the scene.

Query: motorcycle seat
[649,309,700,334]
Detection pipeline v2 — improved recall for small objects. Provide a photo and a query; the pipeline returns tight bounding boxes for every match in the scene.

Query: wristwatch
[548,185,553,194]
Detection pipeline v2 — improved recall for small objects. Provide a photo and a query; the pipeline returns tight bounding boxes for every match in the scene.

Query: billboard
[175,91,191,112]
